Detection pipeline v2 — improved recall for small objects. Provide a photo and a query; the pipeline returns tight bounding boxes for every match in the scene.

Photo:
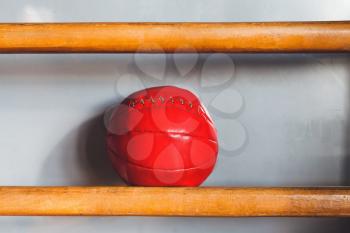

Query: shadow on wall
[38,113,125,186]
[344,54,350,186]
[339,54,350,230]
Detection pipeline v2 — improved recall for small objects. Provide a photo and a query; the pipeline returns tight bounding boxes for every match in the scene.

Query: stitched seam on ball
[109,131,217,170]
[124,96,215,128]
[109,149,217,172]
[110,129,218,143]
[126,96,197,108]
[125,97,211,121]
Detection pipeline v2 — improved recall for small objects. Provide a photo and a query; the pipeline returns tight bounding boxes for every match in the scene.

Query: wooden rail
[0,22,349,53]
[0,187,350,216]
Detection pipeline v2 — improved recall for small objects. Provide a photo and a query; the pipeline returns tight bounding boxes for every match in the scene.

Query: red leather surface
[106,86,218,186]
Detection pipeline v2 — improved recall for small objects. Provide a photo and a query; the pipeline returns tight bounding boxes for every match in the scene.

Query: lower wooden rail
[0,187,349,216]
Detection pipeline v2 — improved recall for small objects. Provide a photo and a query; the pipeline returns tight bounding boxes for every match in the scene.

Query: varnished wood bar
[0,22,349,53]
[0,187,350,216]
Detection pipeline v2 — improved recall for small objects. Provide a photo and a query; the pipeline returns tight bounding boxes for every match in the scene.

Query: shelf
[1,22,349,218]
[0,22,349,53]
[0,186,349,217]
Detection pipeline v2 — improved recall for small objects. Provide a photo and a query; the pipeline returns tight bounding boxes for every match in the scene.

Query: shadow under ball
[106,86,218,186]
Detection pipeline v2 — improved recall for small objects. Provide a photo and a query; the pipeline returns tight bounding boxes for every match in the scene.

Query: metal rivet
[140,99,145,105]
[179,98,184,104]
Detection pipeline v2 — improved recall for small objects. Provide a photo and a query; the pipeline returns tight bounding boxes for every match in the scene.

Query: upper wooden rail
[0,22,349,53]
[1,186,350,216]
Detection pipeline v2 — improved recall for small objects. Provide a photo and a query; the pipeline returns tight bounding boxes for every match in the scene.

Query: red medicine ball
[106,86,218,186]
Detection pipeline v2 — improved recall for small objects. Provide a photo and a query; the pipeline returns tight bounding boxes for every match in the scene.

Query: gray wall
[0,0,350,232]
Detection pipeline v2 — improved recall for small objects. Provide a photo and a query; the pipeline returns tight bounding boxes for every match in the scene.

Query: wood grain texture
[0,22,349,53]
[0,187,350,216]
